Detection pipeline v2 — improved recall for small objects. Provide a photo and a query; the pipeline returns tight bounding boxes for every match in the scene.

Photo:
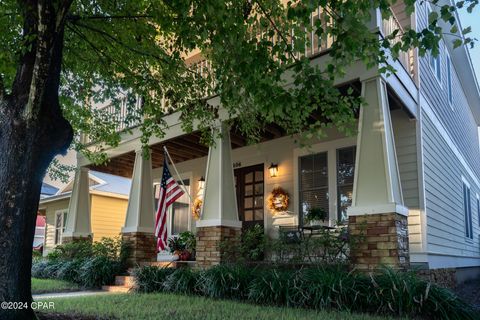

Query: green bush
[78,256,122,288]
[46,239,93,261]
[132,264,478,320]
[162,268,198,294]
[198,264,252,300]
[31,260,51,279]
[56,259,83,283]
[133,266,175,293]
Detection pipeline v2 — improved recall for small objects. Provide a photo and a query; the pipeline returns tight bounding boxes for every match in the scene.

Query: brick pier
[349,213,409,271]
[121,232,156,267]
[195,226,241,268]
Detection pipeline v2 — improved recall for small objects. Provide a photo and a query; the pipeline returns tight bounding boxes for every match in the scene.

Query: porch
[65,75,420,271]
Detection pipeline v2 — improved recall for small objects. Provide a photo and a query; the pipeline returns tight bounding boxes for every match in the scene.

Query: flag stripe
[154,159,185,251]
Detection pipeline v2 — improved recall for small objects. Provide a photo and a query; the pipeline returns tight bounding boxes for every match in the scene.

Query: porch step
[115,275,135,287]
[140,261,196,268]
[101,285,131,293]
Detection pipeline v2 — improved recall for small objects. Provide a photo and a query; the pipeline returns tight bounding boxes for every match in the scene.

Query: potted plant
[168,232,196,261]
[304,207,328,226]
[168,237,185,260]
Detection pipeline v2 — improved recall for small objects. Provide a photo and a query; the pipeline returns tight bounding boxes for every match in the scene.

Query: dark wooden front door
[234,164,265,230]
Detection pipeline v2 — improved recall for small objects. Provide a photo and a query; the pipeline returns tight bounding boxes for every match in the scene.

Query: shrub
[56,259,83,283]
[78,256,122,288]
[46,239,93,261]
[133,266,175,293]
[241,225,266,261]
[31,260,50,279]
[162,268,198,294]
[247,268,295,306]
[198,264,252,300]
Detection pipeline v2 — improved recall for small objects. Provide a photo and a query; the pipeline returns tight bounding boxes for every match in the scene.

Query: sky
[459,8,480,81]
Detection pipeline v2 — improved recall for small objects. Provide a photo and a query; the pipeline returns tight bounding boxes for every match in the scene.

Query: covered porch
[65,76,420,270]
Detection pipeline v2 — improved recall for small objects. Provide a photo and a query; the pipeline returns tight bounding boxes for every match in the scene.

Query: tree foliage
[0,0,477,164]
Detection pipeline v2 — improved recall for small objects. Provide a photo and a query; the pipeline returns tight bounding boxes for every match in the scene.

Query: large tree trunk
[0,1,73,319]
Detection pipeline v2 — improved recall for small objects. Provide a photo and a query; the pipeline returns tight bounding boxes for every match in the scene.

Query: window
[337,147,356,222]
[463,181,473,239]
[430,52,442,83]
[54,210,67,245]
[477,195,480,227]
[299,152,329,225]
[154,179,190,236]
[447,54,453,105]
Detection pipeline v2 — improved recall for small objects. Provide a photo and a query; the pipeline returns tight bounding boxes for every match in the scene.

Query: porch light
[268,163,279,178]
[198,176,205,190]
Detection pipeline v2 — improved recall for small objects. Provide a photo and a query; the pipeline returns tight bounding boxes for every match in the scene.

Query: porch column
[121,149,156,266]
[348,76,409,271]
[196,122,242,268]
[63,167,92,242]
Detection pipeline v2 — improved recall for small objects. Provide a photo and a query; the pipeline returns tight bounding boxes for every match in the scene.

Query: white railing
[85,7,413,144]
[382,10,415,78]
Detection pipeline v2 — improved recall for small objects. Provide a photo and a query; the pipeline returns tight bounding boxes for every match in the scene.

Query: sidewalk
[33,290,110,299]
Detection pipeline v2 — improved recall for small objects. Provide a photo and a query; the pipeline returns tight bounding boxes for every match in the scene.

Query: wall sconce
[268,163,279,178]
[198,176,205,189]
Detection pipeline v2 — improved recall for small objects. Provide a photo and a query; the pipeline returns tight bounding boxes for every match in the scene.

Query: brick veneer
[349,213,409,271]
[196,226,241,268]
[121,232,156,267]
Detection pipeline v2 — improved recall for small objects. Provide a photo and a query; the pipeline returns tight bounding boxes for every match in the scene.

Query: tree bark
[0,1,73,319]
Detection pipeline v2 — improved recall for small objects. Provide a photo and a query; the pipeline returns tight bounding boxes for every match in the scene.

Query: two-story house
[62,2,480,282]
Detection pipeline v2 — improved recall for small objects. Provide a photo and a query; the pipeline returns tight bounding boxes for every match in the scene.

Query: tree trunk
[0,1,73,318]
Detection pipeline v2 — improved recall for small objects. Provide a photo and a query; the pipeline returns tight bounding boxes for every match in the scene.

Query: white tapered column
[196,122,241,268]
[122,149,156,265]
[348,76,409,271]
[63,167,92,241]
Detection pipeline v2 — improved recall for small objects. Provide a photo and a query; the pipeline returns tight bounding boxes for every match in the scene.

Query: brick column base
[349,213,409,271]
[62,235,92,244]
[121,232,156,267]
[196,226,241,268]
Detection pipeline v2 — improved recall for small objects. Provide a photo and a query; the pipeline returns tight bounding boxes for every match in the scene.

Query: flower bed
[133,264,478,320]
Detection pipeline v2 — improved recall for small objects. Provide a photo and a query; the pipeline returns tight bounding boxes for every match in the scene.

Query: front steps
[102,275,134,293]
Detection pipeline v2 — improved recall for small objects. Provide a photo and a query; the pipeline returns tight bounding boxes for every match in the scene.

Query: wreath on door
[192,198,202,220]
[267,187,289,215]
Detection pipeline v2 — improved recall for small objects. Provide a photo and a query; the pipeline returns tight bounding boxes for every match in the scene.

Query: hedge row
[133,264,477,320]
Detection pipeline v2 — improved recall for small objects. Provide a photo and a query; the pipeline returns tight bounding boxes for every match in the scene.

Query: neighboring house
[40,182,59,199]
[64,2,480,281]
[39,171,131,255]
[33,216,46,253]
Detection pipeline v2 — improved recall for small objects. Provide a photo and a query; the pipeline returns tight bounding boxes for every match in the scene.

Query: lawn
[32,278,80,294]
[37,293,396,320]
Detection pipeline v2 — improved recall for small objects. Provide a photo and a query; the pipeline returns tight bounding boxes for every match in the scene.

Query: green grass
[32,278,80,294]
[38,293,397,320]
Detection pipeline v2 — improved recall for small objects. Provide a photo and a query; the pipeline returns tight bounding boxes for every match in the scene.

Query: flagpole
[163,146,193,203]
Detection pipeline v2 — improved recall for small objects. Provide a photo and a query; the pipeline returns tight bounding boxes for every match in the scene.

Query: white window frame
[462,177,473,240]
[54,209,68,245]
[446,52,453,107]
[293,137,357,226]
[426,4,442,85]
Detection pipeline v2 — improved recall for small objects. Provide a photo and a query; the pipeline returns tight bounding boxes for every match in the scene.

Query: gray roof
[89,170,131,196]
[41,183,59,197]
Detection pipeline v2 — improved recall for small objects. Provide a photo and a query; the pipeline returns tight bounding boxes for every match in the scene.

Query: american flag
[155,159,185,251]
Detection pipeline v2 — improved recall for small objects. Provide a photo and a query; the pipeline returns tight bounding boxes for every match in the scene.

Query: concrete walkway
[33,290,110,299]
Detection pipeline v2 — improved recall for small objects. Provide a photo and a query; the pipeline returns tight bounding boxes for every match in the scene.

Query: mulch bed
[37,312,117,320]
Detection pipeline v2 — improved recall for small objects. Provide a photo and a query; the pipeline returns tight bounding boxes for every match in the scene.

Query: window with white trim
[446,54,453,105]
[430,52,442,83]
[477,195,480,227]
[54,210,67,245]
[463,181,473,239]
[153,179,190,236]
[299,152,329,225]
[336,146,356,222]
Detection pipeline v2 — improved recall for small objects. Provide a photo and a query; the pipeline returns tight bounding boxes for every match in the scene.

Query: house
[63,2,480,281]
[39,171,131,255]
[40,182,59,199]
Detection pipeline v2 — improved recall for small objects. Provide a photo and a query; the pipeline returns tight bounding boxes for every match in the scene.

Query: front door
[234,164,264,230]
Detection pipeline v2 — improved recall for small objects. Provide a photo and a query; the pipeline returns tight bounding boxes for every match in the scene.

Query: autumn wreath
[266,187,290,214]
[192,198,203,220]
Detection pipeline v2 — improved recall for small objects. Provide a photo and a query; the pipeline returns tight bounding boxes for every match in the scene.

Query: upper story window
[446,53,453,106]
[430,52,442,83]
[299,152,329,225]
[337,147,356,222]
[477,194,480,227]
[463,180,473,239]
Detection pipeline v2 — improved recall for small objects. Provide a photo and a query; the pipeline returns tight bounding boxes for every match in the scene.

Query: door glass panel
[255,209,264,220]
[244,210,253,221]
[254,183,263,195]
[255,171,263,181]
[245,172,253,183]
[245,184,253,196]
[244,197,253,208]
[254,196,264,208]
[171,203,189,235]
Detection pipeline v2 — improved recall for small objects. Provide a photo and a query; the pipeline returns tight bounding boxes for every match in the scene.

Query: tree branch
[67,14,153,22]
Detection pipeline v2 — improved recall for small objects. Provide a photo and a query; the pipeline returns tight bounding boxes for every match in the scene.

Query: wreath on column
[267,187,290,215]
[192,198,202,220]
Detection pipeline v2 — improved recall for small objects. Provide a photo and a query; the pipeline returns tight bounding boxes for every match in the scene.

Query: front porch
[65,75,421,271]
